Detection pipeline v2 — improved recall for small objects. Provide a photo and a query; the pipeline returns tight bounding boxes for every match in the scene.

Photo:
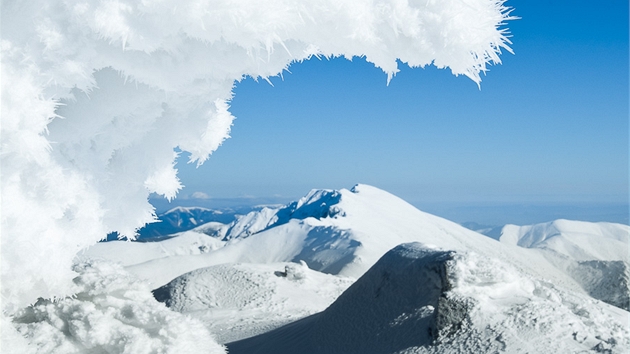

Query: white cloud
[191,191,211,199]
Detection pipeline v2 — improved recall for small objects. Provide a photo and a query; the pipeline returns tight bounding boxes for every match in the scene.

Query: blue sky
[169,0,629,224]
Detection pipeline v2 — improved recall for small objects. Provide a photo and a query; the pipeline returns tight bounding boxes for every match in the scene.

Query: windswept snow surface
[1,0,514,315]
[228,243,630,354]
[8,261,226,354]
[152,262,354,343]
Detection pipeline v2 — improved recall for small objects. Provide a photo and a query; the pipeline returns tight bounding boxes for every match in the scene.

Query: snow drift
[1,0,514,313]
[8,261,226,354]
[152,262,354,343]
[227,243,630,354]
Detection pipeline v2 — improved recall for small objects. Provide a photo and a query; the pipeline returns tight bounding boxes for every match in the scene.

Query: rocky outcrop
[227,243,472,354]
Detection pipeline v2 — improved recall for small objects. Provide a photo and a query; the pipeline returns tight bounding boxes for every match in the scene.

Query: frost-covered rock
[567,260,630,311]
[227,243,630,354]
[9,261,226,354]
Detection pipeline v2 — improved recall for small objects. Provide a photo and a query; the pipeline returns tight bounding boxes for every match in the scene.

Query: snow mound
[9,261,225,354]
[227,243,630,354]
[152,262,354,343]
[77,231,225,267]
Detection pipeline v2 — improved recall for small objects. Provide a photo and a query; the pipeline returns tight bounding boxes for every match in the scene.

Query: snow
[152,262,354,343]
[136,206,235,239]
[9,261,226,354]
[8,184,630,353]
[499,219,629,262]
[8,1,626,351]
[1,0,514,313]
[82,184,629,313]
[76,231,225,267]
[496,219,630,310]
[118,185,602,299]
[84,185,630,309]
[227,243,630,354]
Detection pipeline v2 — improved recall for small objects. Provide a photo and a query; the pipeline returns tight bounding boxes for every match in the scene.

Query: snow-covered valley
[66,184,630,353]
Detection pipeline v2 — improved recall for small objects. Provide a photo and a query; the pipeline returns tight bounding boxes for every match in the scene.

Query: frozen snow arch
[1,0,514,311]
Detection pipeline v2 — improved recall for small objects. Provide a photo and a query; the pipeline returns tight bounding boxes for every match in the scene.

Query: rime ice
[1,0,514,312]
[2,0,514,352]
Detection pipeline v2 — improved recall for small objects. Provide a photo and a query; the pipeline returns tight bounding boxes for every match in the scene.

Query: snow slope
[134,206,236,239]
[499,219,629,262]
[81,184,630,312]
[74,185,630,353]
[228,243,630,354]
[495,220,630,310]
[152,262,353,343]
[113,185,608,303]
[77,231,225,267]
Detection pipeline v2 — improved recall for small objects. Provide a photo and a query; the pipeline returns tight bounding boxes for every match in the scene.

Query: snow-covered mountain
[493,219,630,310]
[101,204,284,241]
[102,185,577,287]
[138,207,232,238]
[118,206,246,240]
[85,185,629,309]
[459,221,503,240]
[498,219,628,262]
[71,185,630,352]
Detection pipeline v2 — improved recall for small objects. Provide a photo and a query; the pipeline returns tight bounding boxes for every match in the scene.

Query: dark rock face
[227,243,473,354]
[573,260,630,311]
[434,293,472,341]
[152,283,175,307]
